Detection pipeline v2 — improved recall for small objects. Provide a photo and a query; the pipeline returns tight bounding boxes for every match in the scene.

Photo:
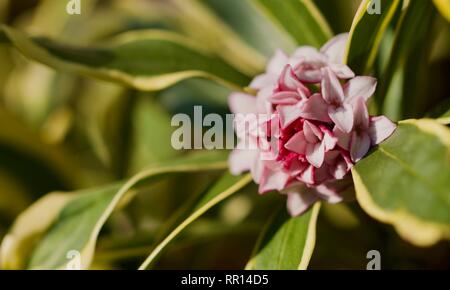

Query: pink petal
[329,160,348,180]
[322,128,338,151]
[286,191,318,216]
[303,120,323,143]
[288,159,309,176]
[341,150,354,169]
[350,132,371,162]
[258,167,291,193]
[228,93,257,114]
[324,150,340,164]
[233,114,259,139]
[259,137,279,161]
[278,104,303,128]
[297,165,315,184]
[320,33,349,64]
[278,65,304,91]
[333,127,351,150]
[328,103,354,133]
[321,67,345,105]
[369,116,396,145]
[268,91,301,105]
[296,86,311,99]
[325,151,351,179]
[296,67,323,83]
[251,156,265,184]
[249,74,277,90]
[284,131,307,154]
[315,183,345,203]
[306,142,325,168]
[256,85,276,114]
[229,147,258,175]
[344,76,377,104]
[329,63,355,79]
[353,97,369,130]
[290,46,325,64]
[314,164,332,184]
[269,114,281,138]
[297,93,332,123]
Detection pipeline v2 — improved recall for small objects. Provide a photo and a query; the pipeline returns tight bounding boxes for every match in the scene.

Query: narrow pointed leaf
[344,0,402,74]
[0,152,228,269]
[251,0,332,46]
[201,0,295,56]
[433,0,450,22]
[246,203,321,270]
[378,1,437,120]
[139,173,253,269]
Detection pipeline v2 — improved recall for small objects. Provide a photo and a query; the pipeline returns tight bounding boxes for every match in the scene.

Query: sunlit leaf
[201,0,295,56]
[114,0,266,75]
[128,95,179,174]
[0,26,250,92]
[138,173,253,269]
[379,1,437,120]
[0,151,228,269]
[344,0,402,74]
[251,0,332,46]
[433,0,450,22]
[246,203,320,270]
[353,119,450,246]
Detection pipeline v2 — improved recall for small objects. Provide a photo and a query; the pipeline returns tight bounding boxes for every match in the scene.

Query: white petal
[350,132,371,162]
[369,116,397,145]
[344,76,377,104]
[320,33,349,64]
[306,142,325,168]
[284,131,307,154]
[330,63,355,79]
[286,191,318,216]
[258,167,291,193]
[321,67,345,105]
[229,147,258,175]
[267,49,289,75]
[228,93,257,114]
[328,103,354,133]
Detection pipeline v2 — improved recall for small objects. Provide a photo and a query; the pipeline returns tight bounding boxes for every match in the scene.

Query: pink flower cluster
[228,34,396,216]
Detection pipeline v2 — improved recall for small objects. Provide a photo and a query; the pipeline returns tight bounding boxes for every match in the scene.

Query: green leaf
[251,0,332,47]
[433,0,450,22]
[344,0,402,74]
[379,1,437,120]
[0,106,84,193]
[115,0,267,75]
[352,119,450,247]
[201,0,296,56]
[138,172,253,269]
[128,95,179,174]
[426,98,450,125]
[0,151,228,269]
[0,26,250,92]
[246,203,321,270]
